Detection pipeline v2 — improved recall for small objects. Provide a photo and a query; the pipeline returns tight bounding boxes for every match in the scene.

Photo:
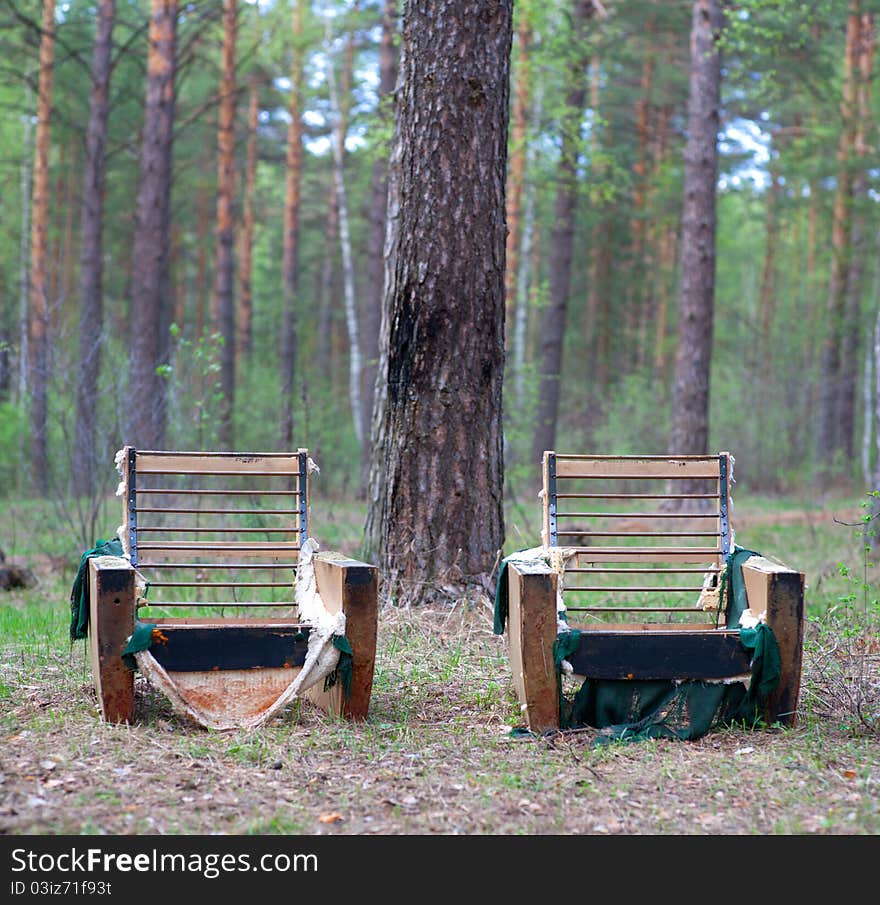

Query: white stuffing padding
[132,536,347,731]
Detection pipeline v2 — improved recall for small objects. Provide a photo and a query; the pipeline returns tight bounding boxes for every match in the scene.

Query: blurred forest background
[0,0,877,526]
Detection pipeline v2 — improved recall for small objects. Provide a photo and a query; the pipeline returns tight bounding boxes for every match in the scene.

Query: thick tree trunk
[531,0,596,464]
[365,0,512,605]
[211,0,237,449]
[28,0,55,496]
[237,72,259,364]
[668,0,723,462]
[280,0,304,448]
[817,4,859,477]
[127,0,178,451]
[73,0,115,498]
[360,0,398,489]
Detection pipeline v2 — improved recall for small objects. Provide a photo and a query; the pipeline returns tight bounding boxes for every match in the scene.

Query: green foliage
[0,401,26,497]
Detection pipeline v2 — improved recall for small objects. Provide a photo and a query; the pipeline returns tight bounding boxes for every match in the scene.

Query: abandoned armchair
[495,452,806,742]
[70,448,378,730]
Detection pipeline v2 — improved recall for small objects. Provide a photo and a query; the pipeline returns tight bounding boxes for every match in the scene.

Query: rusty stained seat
[87,448,378,729]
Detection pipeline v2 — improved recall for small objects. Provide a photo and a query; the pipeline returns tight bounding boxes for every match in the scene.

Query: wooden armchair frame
[88,448,378,727]
[503,452,805,734]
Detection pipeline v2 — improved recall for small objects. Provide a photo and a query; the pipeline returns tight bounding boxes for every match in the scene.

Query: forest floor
[0,492,878,835]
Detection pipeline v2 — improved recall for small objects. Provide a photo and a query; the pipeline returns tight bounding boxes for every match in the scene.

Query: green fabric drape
[69,538,125,642]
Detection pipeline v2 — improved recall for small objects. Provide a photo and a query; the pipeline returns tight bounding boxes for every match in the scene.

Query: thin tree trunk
[211,0,237,449]
[127,0,178,451]
[237,72,259,364]
[73,0,115,498]
[280,0,304,448]
[360,0,398,489]
[18,73,34,400]
[364,0,512,605]
[505,10,530,342]
[668,0,723,465]
[629,19,656,369]
[862,314,873,486]
[531,0,598,464]
[870,302,880,553]
[195,182,209,340]
[326,11,363,450]
[839,11,874,466]
[817,4,860,476]
[28,0,56,496]
[513,80,542,407]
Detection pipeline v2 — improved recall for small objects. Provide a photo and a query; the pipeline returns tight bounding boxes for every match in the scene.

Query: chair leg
[88,557,136,723]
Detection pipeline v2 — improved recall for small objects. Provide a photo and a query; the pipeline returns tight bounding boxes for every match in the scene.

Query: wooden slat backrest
[122,448,309,614]
[543,451,732,624]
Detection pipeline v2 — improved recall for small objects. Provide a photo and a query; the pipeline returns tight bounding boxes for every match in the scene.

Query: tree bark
[28,0,56,496]
[364,0,513,605]
[326,10,363,450]
[237,72,260,365]
[361,0,398,488]
[280,0,304,448]
[127,0,178,451]
[531,0,597,464]
[505,9,530,342]
[817,3,860,477]
[838,11,874,466]
[73,0,116,498]
[211,0,238,449]
[668,0,723,462]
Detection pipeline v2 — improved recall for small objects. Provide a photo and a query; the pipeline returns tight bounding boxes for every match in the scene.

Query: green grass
[0,490,877,835]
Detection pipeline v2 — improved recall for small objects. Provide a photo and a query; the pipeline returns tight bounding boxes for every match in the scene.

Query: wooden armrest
[88,556,136,723]
[505,558,560,732]
[310,551,379,719]
[742,556,806,727]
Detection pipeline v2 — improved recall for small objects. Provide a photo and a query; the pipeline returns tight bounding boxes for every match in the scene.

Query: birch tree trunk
[73,0,115,498]
[326,11,362,450]
[360,0,398,488]
[365,0,512,605]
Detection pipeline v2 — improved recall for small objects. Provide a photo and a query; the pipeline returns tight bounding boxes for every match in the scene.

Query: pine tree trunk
[195,182,209,340]
[280,0,304,448]
[73,0,115,498]
[531,0,596,464]
[365,0,512,605]
[28,0,56,496]
[817,4,860,477]
[211,0,237,449]
[18,75,34,400]
[237,72,259,364]
[127,0,178,451]
[505,11,530,342]
[668,0,723,462]
[838,11,874,466]
[360,0,398,489]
